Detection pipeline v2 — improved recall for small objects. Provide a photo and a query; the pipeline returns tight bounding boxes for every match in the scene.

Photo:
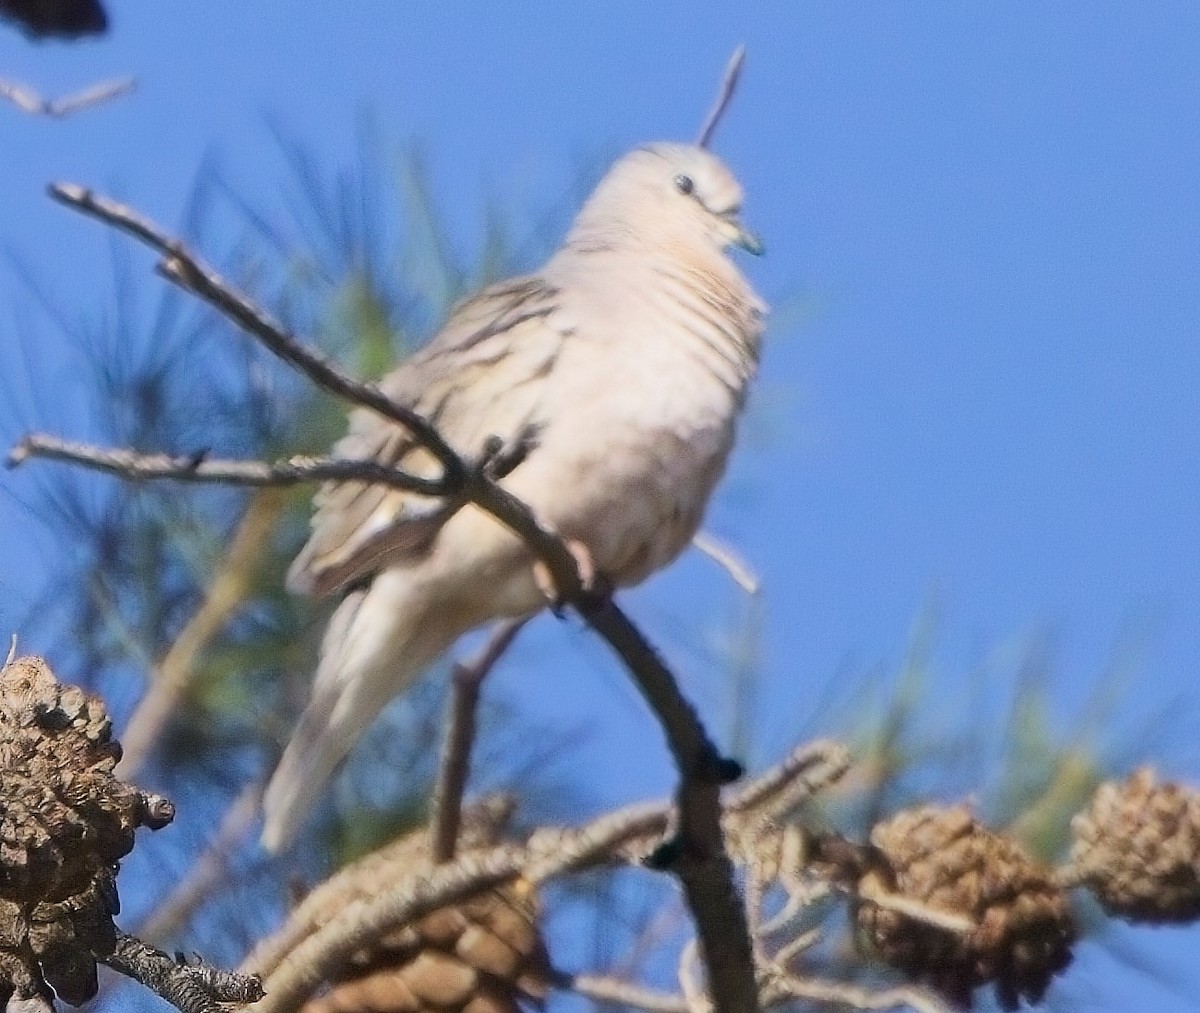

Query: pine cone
[854,804,1074,1010]
[300,884,549,1013]
[0,656,174,1007]
[1068,767,1200,923]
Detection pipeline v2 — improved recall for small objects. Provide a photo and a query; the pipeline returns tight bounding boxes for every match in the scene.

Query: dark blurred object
[0,0,107,39]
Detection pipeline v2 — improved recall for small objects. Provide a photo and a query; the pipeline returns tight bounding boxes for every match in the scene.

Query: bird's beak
[719,213,764,256]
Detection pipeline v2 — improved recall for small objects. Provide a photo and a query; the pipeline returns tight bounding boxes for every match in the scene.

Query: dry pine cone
[855,804,1074,1010]
[1069,767,1200,923]
[300,884,549,1013]
[0,656,173,1007]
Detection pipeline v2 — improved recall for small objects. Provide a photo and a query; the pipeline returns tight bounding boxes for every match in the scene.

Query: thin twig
[47,182,466,487]
[693,531,760,596]
[763,969,949,1013]
[99,931,263,1013]
[696,46,747,149]
[0,76,133,117]
[135,780,266,944]
[116,490,285,779]
[552,970,690,1013]
[8,432,446,496]
[431,618,527,863]
[728,739,851,815]
[853,875,975,935]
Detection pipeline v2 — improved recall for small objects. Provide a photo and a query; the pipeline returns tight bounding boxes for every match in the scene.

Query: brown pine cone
[1068,767,1200,923]
[301,883,549,1013]
[854,804,1075,1010]
[0,656,174,1007]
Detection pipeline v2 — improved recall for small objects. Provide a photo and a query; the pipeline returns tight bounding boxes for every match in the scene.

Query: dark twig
[581,596,756,1013]
[99,931,263,1013]
[696,45,747,149]
[8,432,445,496]
[431,618,528,863]
[37,183,759,1013]
[0,76,132,117]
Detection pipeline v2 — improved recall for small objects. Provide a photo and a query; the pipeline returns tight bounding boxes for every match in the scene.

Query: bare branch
[728,739,851,816]
[696,46,747,149]
[552,970,690,1013]
[853,875,975,935]
[693,531,760,596]
[8,432,446,496]
[763,969,950,1013]
[431,618,527,862]
[98,931,263,1013]
[47,182,467,488]
[0,76,132,117]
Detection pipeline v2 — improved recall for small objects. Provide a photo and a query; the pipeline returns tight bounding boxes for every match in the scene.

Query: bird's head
[568,143,763,259]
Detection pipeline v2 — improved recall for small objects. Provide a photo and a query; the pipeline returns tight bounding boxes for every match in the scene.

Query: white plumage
[262,143,767,851]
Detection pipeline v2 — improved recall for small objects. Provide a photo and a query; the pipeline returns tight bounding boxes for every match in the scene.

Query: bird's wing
[287,275,565,599]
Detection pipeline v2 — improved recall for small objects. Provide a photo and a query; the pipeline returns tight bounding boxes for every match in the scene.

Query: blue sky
[2,4,1200,1010]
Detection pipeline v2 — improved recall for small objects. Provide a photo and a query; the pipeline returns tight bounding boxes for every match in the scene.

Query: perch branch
[431,618,528,863]
[0,76,133,117]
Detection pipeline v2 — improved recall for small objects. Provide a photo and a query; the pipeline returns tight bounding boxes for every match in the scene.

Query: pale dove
[262,143,766,851]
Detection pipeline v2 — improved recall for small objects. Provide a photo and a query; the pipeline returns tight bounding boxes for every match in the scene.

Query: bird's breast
[505,285,756,585]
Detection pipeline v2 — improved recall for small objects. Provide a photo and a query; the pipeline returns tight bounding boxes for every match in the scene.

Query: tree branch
[431,618,527,863]
[0,76,132,117]
[551,970,690,1013]
[8,432,446,496]
[47,182,467,488]
[696,46,747,149]
[99,931,263,1013]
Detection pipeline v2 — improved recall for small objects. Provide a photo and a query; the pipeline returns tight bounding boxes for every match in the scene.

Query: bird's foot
[533,537,596,613]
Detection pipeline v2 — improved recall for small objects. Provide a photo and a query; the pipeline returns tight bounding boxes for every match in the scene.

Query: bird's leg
[533,537,597,612]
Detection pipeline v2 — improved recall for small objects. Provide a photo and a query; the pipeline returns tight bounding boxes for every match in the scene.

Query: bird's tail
[260,578,452,853]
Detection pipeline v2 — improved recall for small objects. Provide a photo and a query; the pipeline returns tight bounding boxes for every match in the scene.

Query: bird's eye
[673,173,695,195]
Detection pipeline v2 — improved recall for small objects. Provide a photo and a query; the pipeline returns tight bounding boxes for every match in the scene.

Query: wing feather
[287,275,563,598]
